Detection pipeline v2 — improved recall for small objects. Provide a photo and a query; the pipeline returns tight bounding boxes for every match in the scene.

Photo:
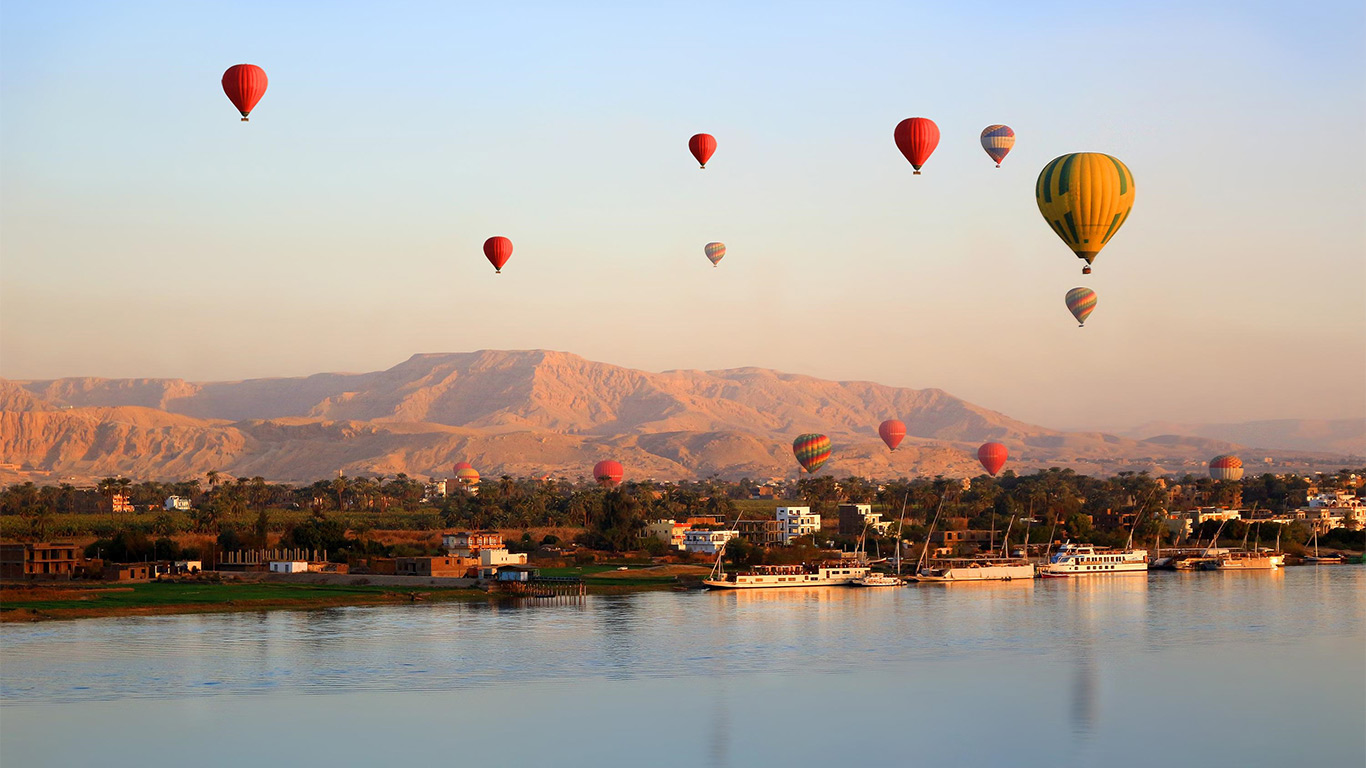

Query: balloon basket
[241,117,249,122]
[913,170,921,175]
[1082,266,1092,274]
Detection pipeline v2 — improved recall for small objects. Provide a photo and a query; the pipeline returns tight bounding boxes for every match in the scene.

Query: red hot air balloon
[689,133,717,168]
[221,64,268,122]
[894,118,939,174]
[878,419,906,451]
[593,460,624,487]
[483,237,512,273]
[977,442,1008,476]
[452,461,480,486]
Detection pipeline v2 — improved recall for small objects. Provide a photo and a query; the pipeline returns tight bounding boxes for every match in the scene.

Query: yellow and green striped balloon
[1036,153,1135,274]
[792,433,832,474]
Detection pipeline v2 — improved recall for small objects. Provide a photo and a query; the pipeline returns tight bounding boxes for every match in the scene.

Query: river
[2,567,1363,767]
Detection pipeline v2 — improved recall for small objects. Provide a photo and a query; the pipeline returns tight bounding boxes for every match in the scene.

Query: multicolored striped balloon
[980,125,1015,167]
[1036,153,1135,274]
[792,433,832,474]
[1065,287,1097,327]
[1208,455,1244,481]
[704,242,726,267]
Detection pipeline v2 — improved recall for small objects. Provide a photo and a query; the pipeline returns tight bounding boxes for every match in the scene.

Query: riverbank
[0,564,709,622]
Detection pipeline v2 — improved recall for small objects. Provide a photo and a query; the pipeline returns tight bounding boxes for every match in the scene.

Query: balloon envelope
[221,64,267,120]
[878,419,906,451]
[980,125,1015,166]
[894,118,940,173]
[792,433,832,474]
[704,242,726,266]
[689,134,717,168]
[977,442,1008,476]
[453,462,480,485]
[1036,153,1135,273]
[593,460,624,487]
[1065,287,1098,326]
[483,236,512,273]
[1209,455,1244,481]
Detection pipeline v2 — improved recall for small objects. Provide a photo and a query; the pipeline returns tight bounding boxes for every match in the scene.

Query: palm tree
[332,475,349,511]
[206,470,221,490]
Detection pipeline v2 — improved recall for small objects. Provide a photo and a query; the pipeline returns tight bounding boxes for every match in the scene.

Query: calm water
[2,568,1363,767]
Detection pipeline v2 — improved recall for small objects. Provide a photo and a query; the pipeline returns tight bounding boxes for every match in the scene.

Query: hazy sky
[2,0,1363,430]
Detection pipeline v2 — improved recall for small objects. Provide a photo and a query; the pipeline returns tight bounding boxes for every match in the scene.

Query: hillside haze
[0,350,1355,484]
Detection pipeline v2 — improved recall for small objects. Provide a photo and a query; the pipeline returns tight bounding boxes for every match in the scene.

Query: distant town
[2,466,1362,618]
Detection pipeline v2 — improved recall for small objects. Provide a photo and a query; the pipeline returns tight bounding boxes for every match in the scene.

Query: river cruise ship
[1039,543,1148,576]
[912,558,1035,583]
[704,562,871,589]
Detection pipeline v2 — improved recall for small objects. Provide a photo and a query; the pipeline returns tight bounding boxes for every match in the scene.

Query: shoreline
[0,575,685,624]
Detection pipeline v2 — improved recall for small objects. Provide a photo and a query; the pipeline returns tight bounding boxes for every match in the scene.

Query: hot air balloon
[689,133,717,168]
[593,460,624,487]
[1065,287,1097,327]
[894,118,939,174]
[704,242,726,267]
[878,419,906,451]
[221,64,268,121]
[792,433,832,474]
[980,125,1015,167]
[483,236,512,273]
[1036,153,1135,274]
[452,462,480,486]
[977,442,1008,477]
[1209,455,1244,481]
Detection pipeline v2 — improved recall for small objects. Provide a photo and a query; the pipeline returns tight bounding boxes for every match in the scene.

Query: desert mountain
[1,351,1357,484]
[1122,418,1365,457]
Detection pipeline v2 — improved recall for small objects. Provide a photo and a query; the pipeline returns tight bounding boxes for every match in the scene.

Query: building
[163,496,192,511]
[776,506,820,543]
[838,504,891,536]
[928,529,997,554]
[0,542,79,580]
[644,519,691,550]
[269,561,309,574]
[395,556,477,578]
[682,529,738,555]
[736,519,786,547]
[103,563,151,582]
[173,560,202,574]
[442,531,505,557]
[422,479,449,502]
[111,492,134,513]
[494,565,540,582]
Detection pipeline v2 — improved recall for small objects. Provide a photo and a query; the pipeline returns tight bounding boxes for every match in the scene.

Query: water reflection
[1,569,1363,768]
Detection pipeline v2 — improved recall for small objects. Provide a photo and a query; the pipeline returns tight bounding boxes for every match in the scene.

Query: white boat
[1206,550,1285,570]
[912,557,1035,583]
[704,562,871,589]
[1039,543,1148,576]
[851,572,904,587]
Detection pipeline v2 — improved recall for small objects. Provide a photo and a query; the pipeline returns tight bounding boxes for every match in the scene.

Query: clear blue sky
[2,0,1363,429]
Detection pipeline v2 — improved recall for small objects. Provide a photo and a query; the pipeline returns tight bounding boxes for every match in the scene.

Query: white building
[422,479,449,502]
[775,506,820,544]
[269,561,309,574]
[163,496,192,511]
[644,519,691,550]
[683,529,739,555]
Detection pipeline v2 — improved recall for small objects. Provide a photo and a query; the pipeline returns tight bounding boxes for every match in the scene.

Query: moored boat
[912,557,1035,583]
[851,572,904,587]
[704,562,871,589]
[1039,543,1148,576]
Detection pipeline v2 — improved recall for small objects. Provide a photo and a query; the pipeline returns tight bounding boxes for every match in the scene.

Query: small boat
[1303,529,1343,564]
[851,572,904,587]
[704,562,871,589]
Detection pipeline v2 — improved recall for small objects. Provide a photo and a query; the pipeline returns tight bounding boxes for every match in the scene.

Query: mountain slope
[2,351,1357,483]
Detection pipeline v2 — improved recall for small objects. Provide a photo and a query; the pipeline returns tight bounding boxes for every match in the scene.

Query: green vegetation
[0,580,484,619]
